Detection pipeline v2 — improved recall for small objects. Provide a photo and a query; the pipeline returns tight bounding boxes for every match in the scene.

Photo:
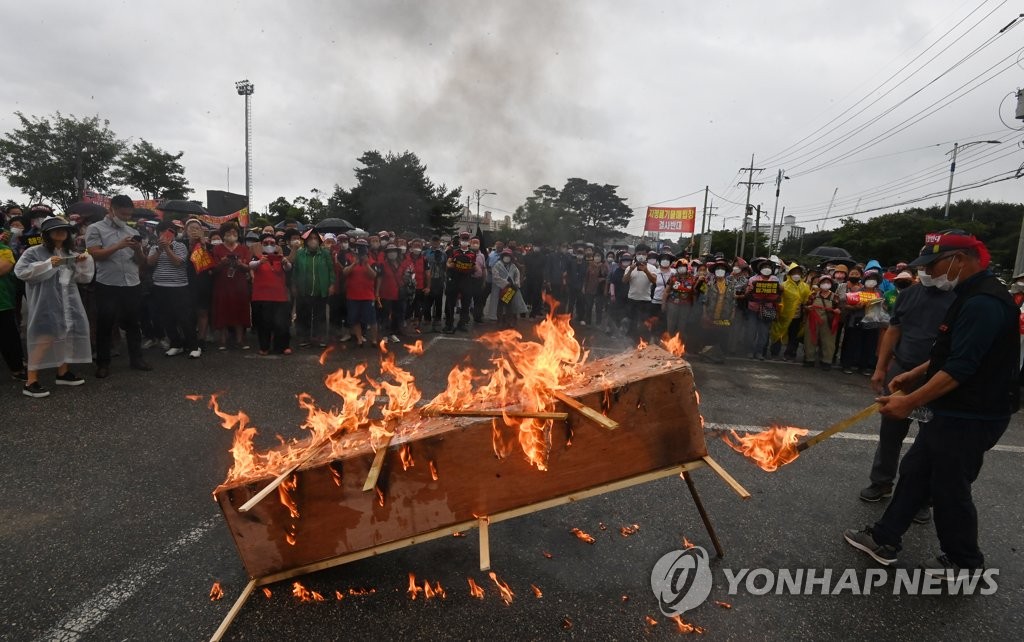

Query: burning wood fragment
[562,617,574,630]
[669,614,704,634]
[404,340,424,356]
[347,587,376,596]
[335,590,345,601]
[722,425,808,472]
[682,536,695,549]
[452,531,466,538]
[598,522,607,531]
[645,615,658,626]
[570,527,596,544]
[262,588,272,599]
[542,551,553,559]
[620,523,640,537]
[185,394,203,402]
[530,584,543,598]
[714,600,732,609]
[488,571,514,605]
[209,582,224,601]
[467,577,485,599]
[318,345,334,365]
[292,582,324,602]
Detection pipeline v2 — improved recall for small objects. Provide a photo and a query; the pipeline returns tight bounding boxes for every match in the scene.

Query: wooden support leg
[478,517,491,571]
[210,578,256,642]
[701,455,751,499]
[682,470,725,559]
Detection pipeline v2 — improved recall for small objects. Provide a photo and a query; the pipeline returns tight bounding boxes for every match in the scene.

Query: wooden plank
[796,394,899,452]
[553,391,619,430]
[478,517,490,571]
[209,578,256,642]
[362,435,394,492]
[701,455,751,499]
[421,408,569,421]
[238,465,300,513]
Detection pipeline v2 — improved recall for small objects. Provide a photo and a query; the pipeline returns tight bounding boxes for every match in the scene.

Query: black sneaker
[844,527,899,565]
[23,382,50,398]
[920,554,979,582]
[11,370,27,382]
[55,371,85,386]
[912,506,932,524]
[859,483,893,502]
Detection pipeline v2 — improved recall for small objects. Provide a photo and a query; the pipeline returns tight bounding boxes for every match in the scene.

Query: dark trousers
[408,291,429,323]
[380,298,404,335]
[525,279,543,317]
[751,316,772,357]
[426,287,443,324]
[252,301,290,353]
[444,276,473,328]
[872,414,1009,569]
[471,276,486,322]
[869,362,913,486]
[0,308,25,373]
[770,316,802,358]
[575,292,593,324]
[139,286,163,341]
[295,295,327,342]
[328,293,346,330]
[154,285,198,351]
[841,324,878,370]
[94,283,144,367]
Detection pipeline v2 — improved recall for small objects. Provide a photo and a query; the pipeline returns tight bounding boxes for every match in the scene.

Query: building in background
[452,206,512,236]
[206,190,248,218]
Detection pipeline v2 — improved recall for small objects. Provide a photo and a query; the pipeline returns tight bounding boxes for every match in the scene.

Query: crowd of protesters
[2,199,1024,401]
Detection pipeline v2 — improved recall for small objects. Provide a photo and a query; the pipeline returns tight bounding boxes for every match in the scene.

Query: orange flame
[399,444,414,471]
[645,615,658,626]
[723,425,809,472]
[262,588,272,599]
[660,333,685,357]
[335,590,345,601]
[620,524,640,537]
[530,583,543,598]
[292,581,325,602]
[682,536,695,549]
[637,337,649,350]
[209,582,224,601]
[318,344,335,365]
[348,587,376,595]
[375,486,385,508]
[185,394,203,402]
[488,571,514,605]
[378,339,388,353]
[429,460,438,481]
[404,340,424,356]
[570,527,596,544]
[408,572,423,600]
[714,600,732,609]
[542,551,553,559]
[278,474,299,519]
[424,580,446,599]
[467,577,485,599]
[669,614,705,634]
[452,531,466,538]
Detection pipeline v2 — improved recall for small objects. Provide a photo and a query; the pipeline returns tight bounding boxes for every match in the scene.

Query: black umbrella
[158,199,209,215]
[807,246,852,260]
[314,217,355,233]
[67,202,107,220]
[275,220,309,232]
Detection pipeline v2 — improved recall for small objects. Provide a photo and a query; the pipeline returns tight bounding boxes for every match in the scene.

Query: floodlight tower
[235,79,254,212]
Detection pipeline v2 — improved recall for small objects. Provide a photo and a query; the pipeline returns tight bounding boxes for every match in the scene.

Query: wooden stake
[421,407,569,421]
[237,466,300,513]
[682,470,724,558]
[701,455,751,499]
[796,392,902,453]
[478,516,491,571]
[362,435,394,492]
[210,578,256,642]
[553,391,619,430]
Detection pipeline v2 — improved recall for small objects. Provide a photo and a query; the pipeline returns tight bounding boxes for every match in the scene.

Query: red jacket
[250,255,289,302]
[400,253,427,289]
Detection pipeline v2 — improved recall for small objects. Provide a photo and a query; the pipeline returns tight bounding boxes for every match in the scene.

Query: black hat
[40,216,74,233]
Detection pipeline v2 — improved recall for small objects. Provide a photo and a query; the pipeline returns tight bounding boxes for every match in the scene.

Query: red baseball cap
[908,230,990,268]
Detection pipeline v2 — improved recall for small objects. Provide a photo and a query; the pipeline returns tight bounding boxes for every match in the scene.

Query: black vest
[927,272,1020,417]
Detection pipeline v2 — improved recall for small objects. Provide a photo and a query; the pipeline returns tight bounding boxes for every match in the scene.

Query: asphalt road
[2,323,1022,641]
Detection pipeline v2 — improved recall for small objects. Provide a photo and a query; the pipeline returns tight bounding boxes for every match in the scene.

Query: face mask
[895,281,911,290]
[10,227,22,236]
[460,241,470,249]
[411,248,422,255]
[636,254,646,263]
[224,235,237,243]
[760,268,772,276]
[620,261,631,268]
[263,244,278,254]
[386,252,398,260]
[307,241,320,250]
[819,282,832,291]
[731,267,740,274]
[917,271,935,287]
[791,274,802,283]
[660,259,671,268]
[1016,280,1024,287]
[712,269,725,278]
[502,256,511,264]
[848,276,861,284]
[210,239,223,246]
[676,266,687,275]
[863,279,878,288]
[290,240,301,248]
[398,246,407,252]
[647,258,657,266]
[471,245,481,251]
[931,255,962,292]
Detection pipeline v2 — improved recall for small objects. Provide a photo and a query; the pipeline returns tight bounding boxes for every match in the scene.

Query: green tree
[267,196,310,225]
[114,139,191,200]
[331,150,462,235]
[557,178,633,242]
[513,184,572,244]
[0,111,124,210]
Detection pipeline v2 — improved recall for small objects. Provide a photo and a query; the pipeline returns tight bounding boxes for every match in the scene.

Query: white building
[453,206,512,235]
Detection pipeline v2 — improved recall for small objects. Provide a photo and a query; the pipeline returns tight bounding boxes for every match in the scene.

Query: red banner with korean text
[198,207,249,229]
[644,207,696,233]
[190,242,216,274]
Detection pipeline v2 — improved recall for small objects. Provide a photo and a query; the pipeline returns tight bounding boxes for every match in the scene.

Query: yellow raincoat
[770,266,811,344]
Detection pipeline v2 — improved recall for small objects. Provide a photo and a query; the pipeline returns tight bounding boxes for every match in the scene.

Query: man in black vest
[845,231,1019,578]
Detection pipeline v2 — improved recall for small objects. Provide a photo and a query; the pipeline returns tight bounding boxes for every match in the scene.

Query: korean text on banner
[644,207,696,233]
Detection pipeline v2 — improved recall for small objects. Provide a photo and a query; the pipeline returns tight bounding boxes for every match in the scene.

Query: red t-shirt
[251,255,288,302]
[346,261,377,301]
[377,260,404,301]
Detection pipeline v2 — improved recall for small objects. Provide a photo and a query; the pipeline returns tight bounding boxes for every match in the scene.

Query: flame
[669,614,705,634]
[645,615,658,626]
[714,600,732,609]
[335,590,345,601]
[262,588,272,599]
[185,394,203,402]
[488,571,514,605]
[637,337,649,350]
[348,587,376,595]
[622,595,630,602]
[530,584,543,598]
[318,344,335,365]
[378,339,388,353]
[429,460,438,481]
[452,531,466,538]
[404,340,424,356]
[399,444,414,471]
[723,425,809,472]
[682,536,695,549]
[408,572,423,600]
[278,475,299,519]
[424,580,446,599]
[570,527,596,544]
[660,333,685,357]
[467,578,485,599]
[375,486,385,508]
[620,524,640,537]
[209,582,224,601]
[292,581,324,602]
[542,551,553,559]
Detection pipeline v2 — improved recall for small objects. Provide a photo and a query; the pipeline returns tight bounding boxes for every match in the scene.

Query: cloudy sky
[1,0,1021,235]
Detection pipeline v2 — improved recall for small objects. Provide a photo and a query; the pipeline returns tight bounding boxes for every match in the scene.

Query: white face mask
[210,239,223,246]
[411,248,422,255]
[863,279,878,288]
[791,274,802,283]
[1016,280,1024,287]
[931,255,962,292]
[760,267,773,276]
[636,254,646,263]
[731,266,740,274]
[714,269,726,278]
[10,227,23,236]
[460,241,469,249]
[917,270,934,287]
[660,259,671,268]
[819,282,832,291]
[676,266,687,275]
[502,256,512,264]
[262,244,278,254]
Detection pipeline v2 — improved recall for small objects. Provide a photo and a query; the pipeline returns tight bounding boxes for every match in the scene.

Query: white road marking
[706,423,1024,454]
[38,516,220,642]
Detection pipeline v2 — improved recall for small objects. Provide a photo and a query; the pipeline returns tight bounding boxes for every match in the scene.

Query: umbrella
[67,202,107,221]
[807,246,852,260]
[314,217,355,233]
[158,199,209,215]
[275,220,309,232]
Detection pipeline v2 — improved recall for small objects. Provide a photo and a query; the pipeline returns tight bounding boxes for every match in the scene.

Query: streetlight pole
[75,146,86,201]
[769,169,789,253]
[473,188,496,231]
[944,139,1000,218]
[235,79,255,217]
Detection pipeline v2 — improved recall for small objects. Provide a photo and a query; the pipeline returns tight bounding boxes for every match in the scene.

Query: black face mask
[895,281,911,290]
[848,277,861,284]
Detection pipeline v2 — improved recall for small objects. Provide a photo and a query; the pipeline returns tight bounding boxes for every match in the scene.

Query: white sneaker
[165,347,184,357]
[188,348,202,359]
[141,339,156,349]
[389,334,401,343]
[339,331,352,342]
[159,339,170,350]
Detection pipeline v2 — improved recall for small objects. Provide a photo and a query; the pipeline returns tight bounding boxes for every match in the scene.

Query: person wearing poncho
[803,274,841,369]
[770,263,810,360]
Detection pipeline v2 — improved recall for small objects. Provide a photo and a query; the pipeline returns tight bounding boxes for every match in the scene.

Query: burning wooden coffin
[214,346,710,581]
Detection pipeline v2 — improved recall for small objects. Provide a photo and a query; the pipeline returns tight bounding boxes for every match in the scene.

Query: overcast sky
[1,0,1021,236]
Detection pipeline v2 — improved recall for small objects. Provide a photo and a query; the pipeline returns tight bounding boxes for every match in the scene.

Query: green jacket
[292,248,335,297]
[0,242,16,312]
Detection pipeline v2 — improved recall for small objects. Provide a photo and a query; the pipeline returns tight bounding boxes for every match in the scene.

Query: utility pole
[700,186,709,237]
[703,200,718,256]
[738,154,764,259]
[769,169,788,254]
[752,204,762,257]
[820,187,839,230]
[1015,214,1024,278]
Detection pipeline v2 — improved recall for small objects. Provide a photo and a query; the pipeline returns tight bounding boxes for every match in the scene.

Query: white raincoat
[14,244,94,370]
[483,259,527,320]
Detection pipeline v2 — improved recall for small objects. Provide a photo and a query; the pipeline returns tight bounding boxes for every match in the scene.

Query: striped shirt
[149,242,188,287]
